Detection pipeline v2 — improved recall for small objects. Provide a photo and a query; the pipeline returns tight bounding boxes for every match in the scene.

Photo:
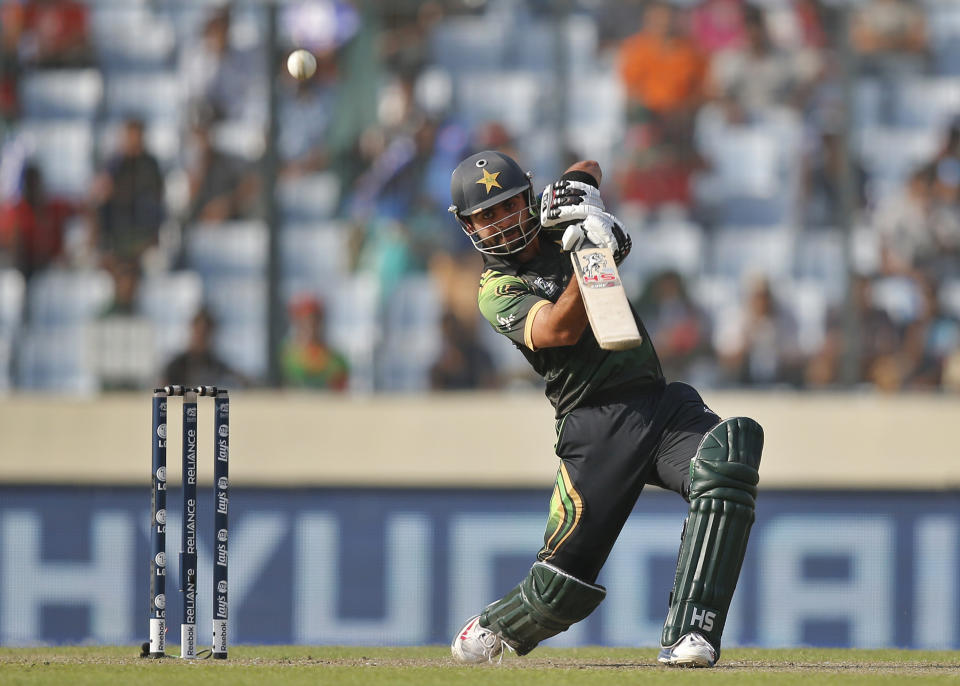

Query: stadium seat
[383,276,441,334]
[0,336,10,392]
[431,17,507,73]
[522,129,563,185]
[567,73,624,131]
[138,271,204,325]
[565,73,624,172]
[792,229,847,303]
[280,222,350,293]
[934,46,960,78]
[690,275,741,334]
[710,226,795,281]
[15,325,98,393]
[84,316,158,389]
[15,121,94,199]
[697,122,780,198]
[169,5,209,45]
[853,77,883,128]
[939,279,960,319]
[327,274,380,340]
[872,275,923,326]
[927,4,960,76]
[214,322,267,381]
[203,276,266,327]
[719,195,791,227]
[455,71,541,136]
[378,276,442,391]
[378,328,440,392]
[849,223,883,276]
[222,5,266,52]
[21,70,103,120]
[185,221,267,278]
[0,270,26,335]
[212,120,266,161]
[19,270,114,392]
[563,128,613,179]
[778,279,828,355]
[91,5,176,70]
[277,173,342,222]
[892,77,960,129]
[696,108,801,224]
[138,271,204,360]
[27,269,114,328]
[512,24,553,73]
[0,269,25,392]
[103,72,183,122]
[565,14,599,75]
[620,220,705,285]
[326,274,381,392]
[856,127,940,184]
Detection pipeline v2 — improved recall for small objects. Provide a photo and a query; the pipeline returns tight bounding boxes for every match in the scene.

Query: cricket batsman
[448,151,763,668]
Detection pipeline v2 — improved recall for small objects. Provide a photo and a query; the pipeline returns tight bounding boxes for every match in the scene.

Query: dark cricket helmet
[449,150,539,255]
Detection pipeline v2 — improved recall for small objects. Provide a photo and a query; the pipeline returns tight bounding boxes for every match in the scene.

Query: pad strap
[481,561,606,655]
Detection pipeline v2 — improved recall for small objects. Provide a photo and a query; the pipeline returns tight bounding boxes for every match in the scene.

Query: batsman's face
[466,192,537,255]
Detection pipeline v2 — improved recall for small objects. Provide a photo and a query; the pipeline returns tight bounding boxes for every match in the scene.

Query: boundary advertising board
[0,487,956,649]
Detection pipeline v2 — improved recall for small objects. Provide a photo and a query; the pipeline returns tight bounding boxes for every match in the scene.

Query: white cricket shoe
[657,632,717,668]
[451,615,504,663]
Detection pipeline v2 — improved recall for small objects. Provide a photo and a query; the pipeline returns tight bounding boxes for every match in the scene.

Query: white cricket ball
[287,49,317,80]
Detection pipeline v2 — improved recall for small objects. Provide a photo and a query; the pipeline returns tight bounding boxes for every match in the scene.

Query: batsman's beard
[465,207,540,256]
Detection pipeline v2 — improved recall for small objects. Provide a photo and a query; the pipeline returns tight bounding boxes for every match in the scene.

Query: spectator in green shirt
[282,294,349,391]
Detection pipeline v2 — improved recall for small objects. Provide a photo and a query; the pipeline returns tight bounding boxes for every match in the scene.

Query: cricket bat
[570,244,643,351]
[558,159,642,351]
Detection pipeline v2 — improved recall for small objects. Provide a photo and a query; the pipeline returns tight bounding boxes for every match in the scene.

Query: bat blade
[570,247,643,351]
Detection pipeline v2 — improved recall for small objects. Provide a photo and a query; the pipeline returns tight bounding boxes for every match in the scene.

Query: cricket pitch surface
[2,645,959,685]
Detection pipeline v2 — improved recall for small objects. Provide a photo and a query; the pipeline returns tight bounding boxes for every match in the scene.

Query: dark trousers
[537,381,720,583]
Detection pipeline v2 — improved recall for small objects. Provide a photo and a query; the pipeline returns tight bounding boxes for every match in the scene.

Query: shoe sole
[657,649,714,668]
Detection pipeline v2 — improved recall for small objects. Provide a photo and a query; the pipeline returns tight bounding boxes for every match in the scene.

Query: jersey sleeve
[478,269,551,350]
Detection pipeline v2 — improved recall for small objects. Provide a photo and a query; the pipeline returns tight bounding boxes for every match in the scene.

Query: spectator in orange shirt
[616,2,707,211]
[618,2,707,121]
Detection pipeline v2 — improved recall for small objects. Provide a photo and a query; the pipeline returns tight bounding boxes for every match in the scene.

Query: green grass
[1,645,959,685]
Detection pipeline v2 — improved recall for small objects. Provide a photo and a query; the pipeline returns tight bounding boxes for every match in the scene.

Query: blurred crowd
[608,0,959,392]
[0,0,958,393]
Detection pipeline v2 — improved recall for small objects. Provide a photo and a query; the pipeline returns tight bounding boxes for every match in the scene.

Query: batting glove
[540,180,605,227]
[560,212,632,265]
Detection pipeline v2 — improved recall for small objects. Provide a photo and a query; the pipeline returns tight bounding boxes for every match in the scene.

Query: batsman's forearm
[530,161,600,349]
[530,279,589,349]
[563,160,601,186]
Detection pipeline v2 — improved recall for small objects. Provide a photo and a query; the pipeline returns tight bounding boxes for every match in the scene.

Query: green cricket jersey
[478,237,663,417]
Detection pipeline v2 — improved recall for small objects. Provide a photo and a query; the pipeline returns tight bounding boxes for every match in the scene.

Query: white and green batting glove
[539,179,605,227]
[560,212,632,265]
